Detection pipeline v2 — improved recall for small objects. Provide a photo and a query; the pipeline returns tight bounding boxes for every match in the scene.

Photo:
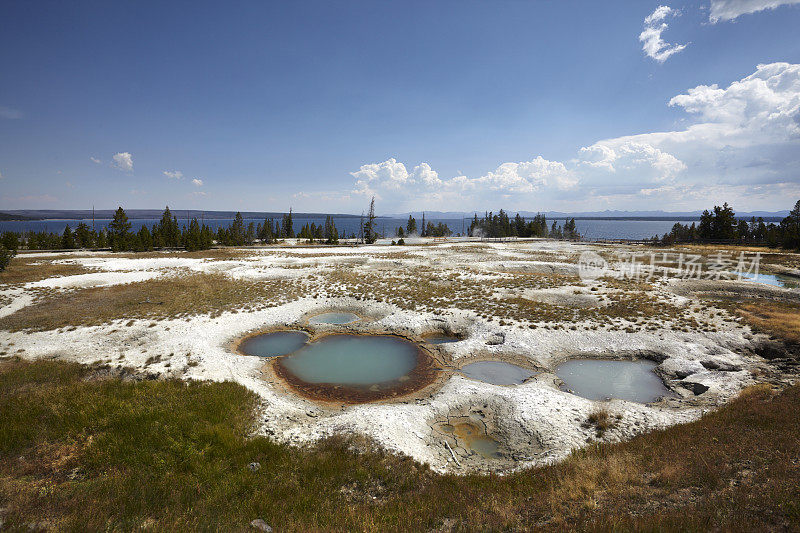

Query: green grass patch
[0,358,798,531]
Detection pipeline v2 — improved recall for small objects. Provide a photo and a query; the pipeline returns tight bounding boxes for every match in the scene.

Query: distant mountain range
[0,209,363,221]
[0,208,791,222]
[389,209,791,220]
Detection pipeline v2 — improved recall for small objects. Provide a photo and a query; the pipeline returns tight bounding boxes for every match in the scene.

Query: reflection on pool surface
[238,331,309,358]
[555,359,672,403]
[280,334,418,385]
[460,361,536,385]
[736,271,800,289]
[308,312,360,325]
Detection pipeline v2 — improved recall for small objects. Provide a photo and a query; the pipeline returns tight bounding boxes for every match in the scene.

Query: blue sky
[1,0,799,214]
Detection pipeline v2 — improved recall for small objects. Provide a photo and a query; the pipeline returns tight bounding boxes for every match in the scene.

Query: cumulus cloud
[111,152,133,172]
[639,6,687,62]
[351,159,445,197]
[346,63,800,212]
[163,170,183,180]
[89,156,102,165]
[192,178,203,187]
[709,0,800,22]
[576,62,800,206]
[350,155,575,209]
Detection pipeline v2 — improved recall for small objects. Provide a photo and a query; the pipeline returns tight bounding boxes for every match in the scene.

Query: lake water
[280,334,419,385]
[0,217,695,241]
[555,359,673,403]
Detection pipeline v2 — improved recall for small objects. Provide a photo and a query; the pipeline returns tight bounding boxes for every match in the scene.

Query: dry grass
[736,301,800,343]
[0,358,798,531]
[0,257,96,285]
[583,408,620,437]
[0,273,311,331]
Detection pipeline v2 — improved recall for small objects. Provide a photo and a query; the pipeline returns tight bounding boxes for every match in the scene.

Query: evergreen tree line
[0,207,311,252]
[297,216,340,244]
[466,210,579,239]
[657,201,800,249]
[394,214,452,238]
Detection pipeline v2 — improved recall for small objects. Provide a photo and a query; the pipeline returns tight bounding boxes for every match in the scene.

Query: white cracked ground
[0,239,789,473]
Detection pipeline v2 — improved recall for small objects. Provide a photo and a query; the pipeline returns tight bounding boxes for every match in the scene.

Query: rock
[486,332,505,346]
[250,519,273,532]
[700,359,741,372]
[247,462,261,472]
[680,381,710,395]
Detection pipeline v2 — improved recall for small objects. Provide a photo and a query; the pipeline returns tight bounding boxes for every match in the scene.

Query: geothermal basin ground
[1,238,799,474]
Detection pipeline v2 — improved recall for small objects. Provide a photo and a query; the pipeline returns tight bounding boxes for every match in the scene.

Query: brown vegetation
[0,359,797,531]
[0,273,312,331]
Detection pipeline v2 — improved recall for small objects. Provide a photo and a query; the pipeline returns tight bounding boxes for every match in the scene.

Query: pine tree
[246,222,255,245]
[61,226,75,249]
[185,218,202,251]
[420,212,426,237]
[159,206,180,248]
[364,197,377,244]
[780,200,800,249]
[406,215,417,235]
[324,216,338,244]
[137,225,153,251]
[281,208,294,238]
[108,207,131,252]
[230,212,245,245]
[0,245,15,271]
[75,222,92,248]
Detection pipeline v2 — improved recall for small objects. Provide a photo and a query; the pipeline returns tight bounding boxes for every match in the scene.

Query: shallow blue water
[460,361,536,385]
[555,359,672,403]
[281,334,419,385]
[238,331,309,358]
[308,312,360,325]
[735,271,800,289]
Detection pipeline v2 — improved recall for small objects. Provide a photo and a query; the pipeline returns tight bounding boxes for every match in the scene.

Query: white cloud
[575,62,800,206]
[0,106,22,119]
[192,178,203,187]
[163,170,183,180]
[350,155,574,209]
[709,0,800,22]
[111,152,133,172]
[345,63,800,212]
[90,156,102,165]
[639,6,687,63]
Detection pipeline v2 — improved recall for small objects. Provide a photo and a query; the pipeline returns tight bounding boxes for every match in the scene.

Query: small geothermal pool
[555,359,672,403]
[238,331,309,357]
[273,334,439,403]
[460,361,536,385]
[736,271,800,289]
[308,312,360,325]
[442,422,502,459]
